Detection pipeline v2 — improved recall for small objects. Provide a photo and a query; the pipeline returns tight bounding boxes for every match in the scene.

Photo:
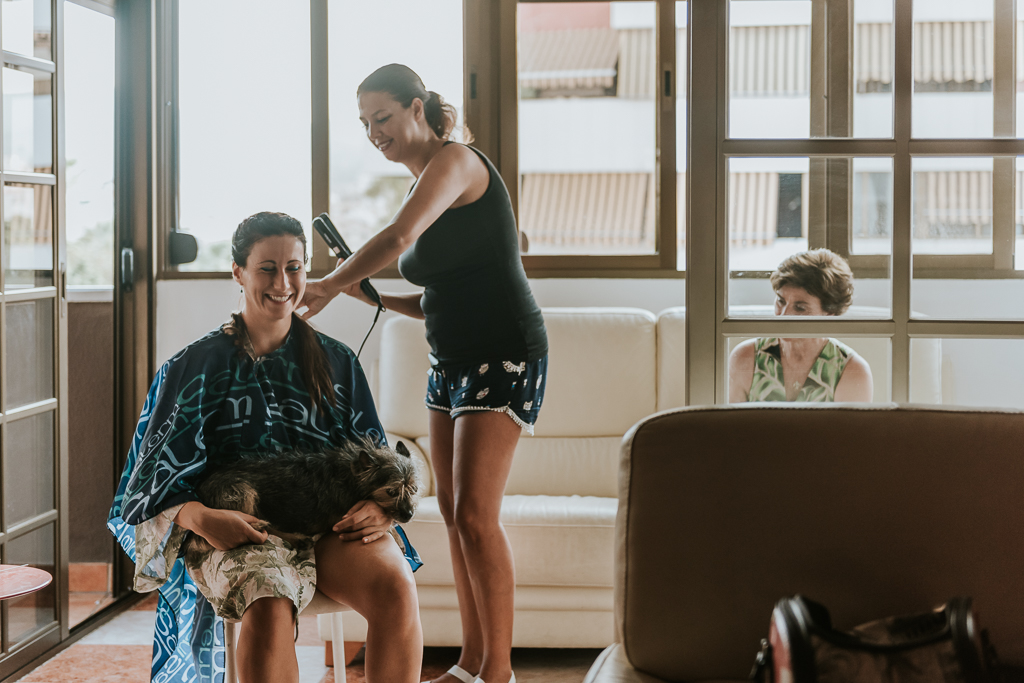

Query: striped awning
[518,28,619,93]
[4,182,53,256]
[729,173,780,246]
[516,169,1006,254]
[34,182,52,246]
[914,22,993,89]
[913,171,992,238]
[616,29,686,99]
[519,173,655,252]
[620,25,811,97]
[860,22,1001,92]
[729,25,810,96]
[1016,22,1024,86]
[520,172,781,253]
[519,21,1016,99]
[856,23,893,92]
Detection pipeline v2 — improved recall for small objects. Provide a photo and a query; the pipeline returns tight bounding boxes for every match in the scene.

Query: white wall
[157,276,1024,410]
[519,99,656,174]
[155,278,685,369]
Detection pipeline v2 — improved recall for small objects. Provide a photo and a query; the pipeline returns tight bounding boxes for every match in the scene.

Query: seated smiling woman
[729,249,873,403]
[107,212,422,683]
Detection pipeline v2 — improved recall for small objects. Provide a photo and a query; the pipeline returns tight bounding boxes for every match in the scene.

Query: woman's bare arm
[834,353,874,402]
[302,145,484,319]
[728,340,756,403]
[379,292,425,320]
[174,501,268,550]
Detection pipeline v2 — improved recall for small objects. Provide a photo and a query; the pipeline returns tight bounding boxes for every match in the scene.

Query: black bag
[750,595,998,683]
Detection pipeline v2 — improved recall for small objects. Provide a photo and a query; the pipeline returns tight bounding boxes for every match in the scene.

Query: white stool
[224,589,351,683]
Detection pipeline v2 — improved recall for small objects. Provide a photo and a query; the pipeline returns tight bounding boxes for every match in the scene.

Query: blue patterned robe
[107,323,414,683]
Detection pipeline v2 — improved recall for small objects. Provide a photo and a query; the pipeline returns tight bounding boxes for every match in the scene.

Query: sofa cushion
[377,308,658,439]
[378,317,433,438]
[407,494,616,587]
[414,436,620,498]
[536,308,657,437]
[656,308,687,412]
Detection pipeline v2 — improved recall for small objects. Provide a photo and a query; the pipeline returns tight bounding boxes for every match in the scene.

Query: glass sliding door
[64,0,115,629]
[0,0,63,671]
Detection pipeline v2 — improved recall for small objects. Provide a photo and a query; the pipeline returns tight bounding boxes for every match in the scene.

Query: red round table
[0,565,52,600]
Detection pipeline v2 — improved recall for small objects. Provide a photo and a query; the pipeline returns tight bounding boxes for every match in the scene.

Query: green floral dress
[747,337,854,402]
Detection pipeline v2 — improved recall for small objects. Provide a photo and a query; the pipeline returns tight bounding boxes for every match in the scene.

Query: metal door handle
[121,247,134,292]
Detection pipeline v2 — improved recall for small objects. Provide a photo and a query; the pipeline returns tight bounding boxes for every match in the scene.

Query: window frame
[686,0,1024,407]
[478,0,682,277]
[150,0,1024,409]
[154,0,1024,281]
[155,0,340,280]
[155,0,687,280]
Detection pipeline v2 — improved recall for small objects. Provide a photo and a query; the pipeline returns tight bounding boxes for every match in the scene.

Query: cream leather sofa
[320,306,942,653]
[586,404,1024,682]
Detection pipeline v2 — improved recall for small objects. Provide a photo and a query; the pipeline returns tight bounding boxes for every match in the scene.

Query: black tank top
[398,144,548,365]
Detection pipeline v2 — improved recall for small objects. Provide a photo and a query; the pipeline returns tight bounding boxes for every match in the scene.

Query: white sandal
[473,675,515,683]
[446,665,477,683]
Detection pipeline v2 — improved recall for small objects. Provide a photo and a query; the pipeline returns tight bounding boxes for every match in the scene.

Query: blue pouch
[393,525,423,572]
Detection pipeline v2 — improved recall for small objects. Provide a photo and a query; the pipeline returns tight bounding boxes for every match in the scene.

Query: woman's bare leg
[451,411,522,683]
[428,410,484,681]
[315,531,423,682]
[236,596,298,683]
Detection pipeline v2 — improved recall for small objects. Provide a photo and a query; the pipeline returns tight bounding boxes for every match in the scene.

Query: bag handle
[787,595,959,653]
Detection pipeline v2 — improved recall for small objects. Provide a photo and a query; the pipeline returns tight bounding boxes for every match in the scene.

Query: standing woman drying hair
[302,64,548,683]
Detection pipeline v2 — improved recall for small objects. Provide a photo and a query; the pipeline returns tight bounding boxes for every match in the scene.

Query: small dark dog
[183,438,420,562]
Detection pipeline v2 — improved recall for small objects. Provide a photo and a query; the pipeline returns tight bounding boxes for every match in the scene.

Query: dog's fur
[182,438,420,563]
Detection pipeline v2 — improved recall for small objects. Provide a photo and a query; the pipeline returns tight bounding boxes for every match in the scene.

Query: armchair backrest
[617,404,1024,681]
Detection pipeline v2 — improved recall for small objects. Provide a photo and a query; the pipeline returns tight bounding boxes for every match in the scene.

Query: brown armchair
[586,404,1024,682]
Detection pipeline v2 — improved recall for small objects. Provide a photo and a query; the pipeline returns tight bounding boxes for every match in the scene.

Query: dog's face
[354,440,420,523]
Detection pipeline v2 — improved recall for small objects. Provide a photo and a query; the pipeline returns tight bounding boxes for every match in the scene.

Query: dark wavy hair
[230,211,335,412]
[357,63,473,142]
[770,248,854,316]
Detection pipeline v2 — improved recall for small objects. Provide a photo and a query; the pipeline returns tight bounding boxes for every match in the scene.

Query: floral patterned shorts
[426,356,548,435]
[185,533,320,622]
[184,528,414,622]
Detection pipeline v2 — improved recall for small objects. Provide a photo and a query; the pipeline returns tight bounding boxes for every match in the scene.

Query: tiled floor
[16,595,601,682]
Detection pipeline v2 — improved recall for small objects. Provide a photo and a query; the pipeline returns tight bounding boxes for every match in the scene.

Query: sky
[64,3,115,243]
[176,0,464,257]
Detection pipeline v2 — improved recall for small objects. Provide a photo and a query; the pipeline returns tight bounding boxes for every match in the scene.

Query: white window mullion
[685,0,725,405]
[892,0,913,402]
[993,0,1016,270]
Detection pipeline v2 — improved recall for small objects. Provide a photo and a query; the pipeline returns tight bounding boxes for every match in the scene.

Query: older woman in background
[729,248,873,403]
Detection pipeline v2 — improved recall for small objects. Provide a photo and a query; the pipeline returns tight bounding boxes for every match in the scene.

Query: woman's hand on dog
[175,502,269,550]
[334,500,392,544]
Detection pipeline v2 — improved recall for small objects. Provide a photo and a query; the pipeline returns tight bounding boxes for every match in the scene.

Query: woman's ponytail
[289,313,337,413]
[358,64,473,142]
[424,90,457,140]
